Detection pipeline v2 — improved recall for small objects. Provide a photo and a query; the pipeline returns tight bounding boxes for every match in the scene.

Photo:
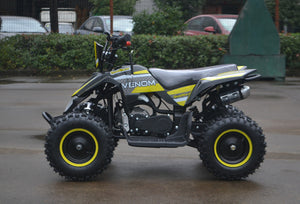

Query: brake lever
[104,31,111,41]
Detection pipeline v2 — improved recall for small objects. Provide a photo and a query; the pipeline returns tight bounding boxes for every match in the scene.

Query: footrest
[127,136,187,148]
[125,111,192,148]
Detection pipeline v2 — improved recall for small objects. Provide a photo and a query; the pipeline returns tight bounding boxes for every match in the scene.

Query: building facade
[0,0,91,28]
[0,0,245,27]
[203,0,245,14]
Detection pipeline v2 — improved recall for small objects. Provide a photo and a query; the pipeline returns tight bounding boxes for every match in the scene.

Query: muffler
[220,85,250,104]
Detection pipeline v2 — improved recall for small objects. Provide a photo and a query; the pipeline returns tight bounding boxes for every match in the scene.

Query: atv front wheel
[197,113,266,180]
[45,113,114,181]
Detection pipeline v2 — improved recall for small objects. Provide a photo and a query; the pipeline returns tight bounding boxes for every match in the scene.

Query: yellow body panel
[237,65,246,70]
[131,83,165,93]
[72,79,93,97]
[167,84,195,95]
[167,84,196,106]
[133,70,149,75]
[94,41,99,68]
[110,67,130,75]
[201,71,246,81]
[176,101,187,106]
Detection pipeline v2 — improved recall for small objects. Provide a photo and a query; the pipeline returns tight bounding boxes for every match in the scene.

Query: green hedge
[132,7,185,36]
[0,33,299,74]
[0,34,104,73]
[280,34,300,71]
[131,34,228,69]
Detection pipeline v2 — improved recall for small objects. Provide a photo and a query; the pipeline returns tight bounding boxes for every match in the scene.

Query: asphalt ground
[0,76,299,204]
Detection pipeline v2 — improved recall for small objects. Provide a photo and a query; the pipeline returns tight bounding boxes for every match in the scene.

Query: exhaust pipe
[220,85,250,104]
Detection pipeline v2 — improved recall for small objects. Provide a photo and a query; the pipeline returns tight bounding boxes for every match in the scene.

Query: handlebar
[112,34,131,48]
[98,32,132,73]
[103,32,131,49]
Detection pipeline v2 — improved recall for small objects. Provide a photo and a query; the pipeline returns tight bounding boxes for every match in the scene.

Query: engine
[128,106,173,136]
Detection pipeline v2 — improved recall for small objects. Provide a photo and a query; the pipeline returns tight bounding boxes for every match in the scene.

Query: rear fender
[187,69,259,105]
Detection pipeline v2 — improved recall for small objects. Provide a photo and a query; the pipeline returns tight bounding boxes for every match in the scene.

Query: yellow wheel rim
[59,128,99,167]
[214,129,253,168]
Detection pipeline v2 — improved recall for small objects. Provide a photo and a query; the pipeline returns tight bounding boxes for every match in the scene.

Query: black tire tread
[192,105,244,138]
[45,112,115,181]
[197,112,266,180]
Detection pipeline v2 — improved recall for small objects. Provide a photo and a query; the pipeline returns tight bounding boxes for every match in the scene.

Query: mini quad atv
[43,33,266,181]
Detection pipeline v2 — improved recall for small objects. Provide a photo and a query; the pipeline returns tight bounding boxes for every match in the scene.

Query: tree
[50,0,58,33]
[265,0,300,32]
[89,0,137,15]
[155,0,206,21]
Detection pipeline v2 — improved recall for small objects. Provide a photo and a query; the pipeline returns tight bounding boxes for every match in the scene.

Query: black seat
[149,64,238,90]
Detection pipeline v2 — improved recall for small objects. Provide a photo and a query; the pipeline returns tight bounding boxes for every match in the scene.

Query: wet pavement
[0,76,299,204]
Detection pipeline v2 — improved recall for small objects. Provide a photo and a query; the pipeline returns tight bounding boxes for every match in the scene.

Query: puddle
[0,79,26,84]
[0,76,86,85]
[266,152,300,160]
[0,78,43,84]
[251,94,284,100]
[274,82,300,86]
[32,134,45,141]
[273,78,300,86]
[0,147,42,154]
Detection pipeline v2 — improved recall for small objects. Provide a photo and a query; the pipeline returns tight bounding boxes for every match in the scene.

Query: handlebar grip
[104,31,111,41]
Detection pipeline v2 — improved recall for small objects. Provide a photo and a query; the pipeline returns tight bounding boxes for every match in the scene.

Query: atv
[43,32,266,181]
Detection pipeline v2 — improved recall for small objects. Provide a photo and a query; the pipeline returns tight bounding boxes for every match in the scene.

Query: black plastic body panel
[186,69,257,106]
[72,72,121,97]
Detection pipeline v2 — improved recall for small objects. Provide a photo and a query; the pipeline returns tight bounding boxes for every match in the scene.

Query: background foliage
[280,34,300,71]
[0,34,102,73]
[265,0,300,33]
[89,0,137,15]
[155,0,206,21]
[0,34,299,75]
[132,6,185,36]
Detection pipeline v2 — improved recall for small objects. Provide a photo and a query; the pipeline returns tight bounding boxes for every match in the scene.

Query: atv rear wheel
[197,113,266,180]
[192,105,243,138]
[45,113,114,181]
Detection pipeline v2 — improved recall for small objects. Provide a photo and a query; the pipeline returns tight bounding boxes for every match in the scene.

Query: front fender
[72,72,121,97]
[64,72,121,114]
[72,72,104,97]
[64,96,86,114]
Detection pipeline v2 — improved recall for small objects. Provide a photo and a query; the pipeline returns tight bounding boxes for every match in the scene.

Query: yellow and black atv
[43,33,266,181]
